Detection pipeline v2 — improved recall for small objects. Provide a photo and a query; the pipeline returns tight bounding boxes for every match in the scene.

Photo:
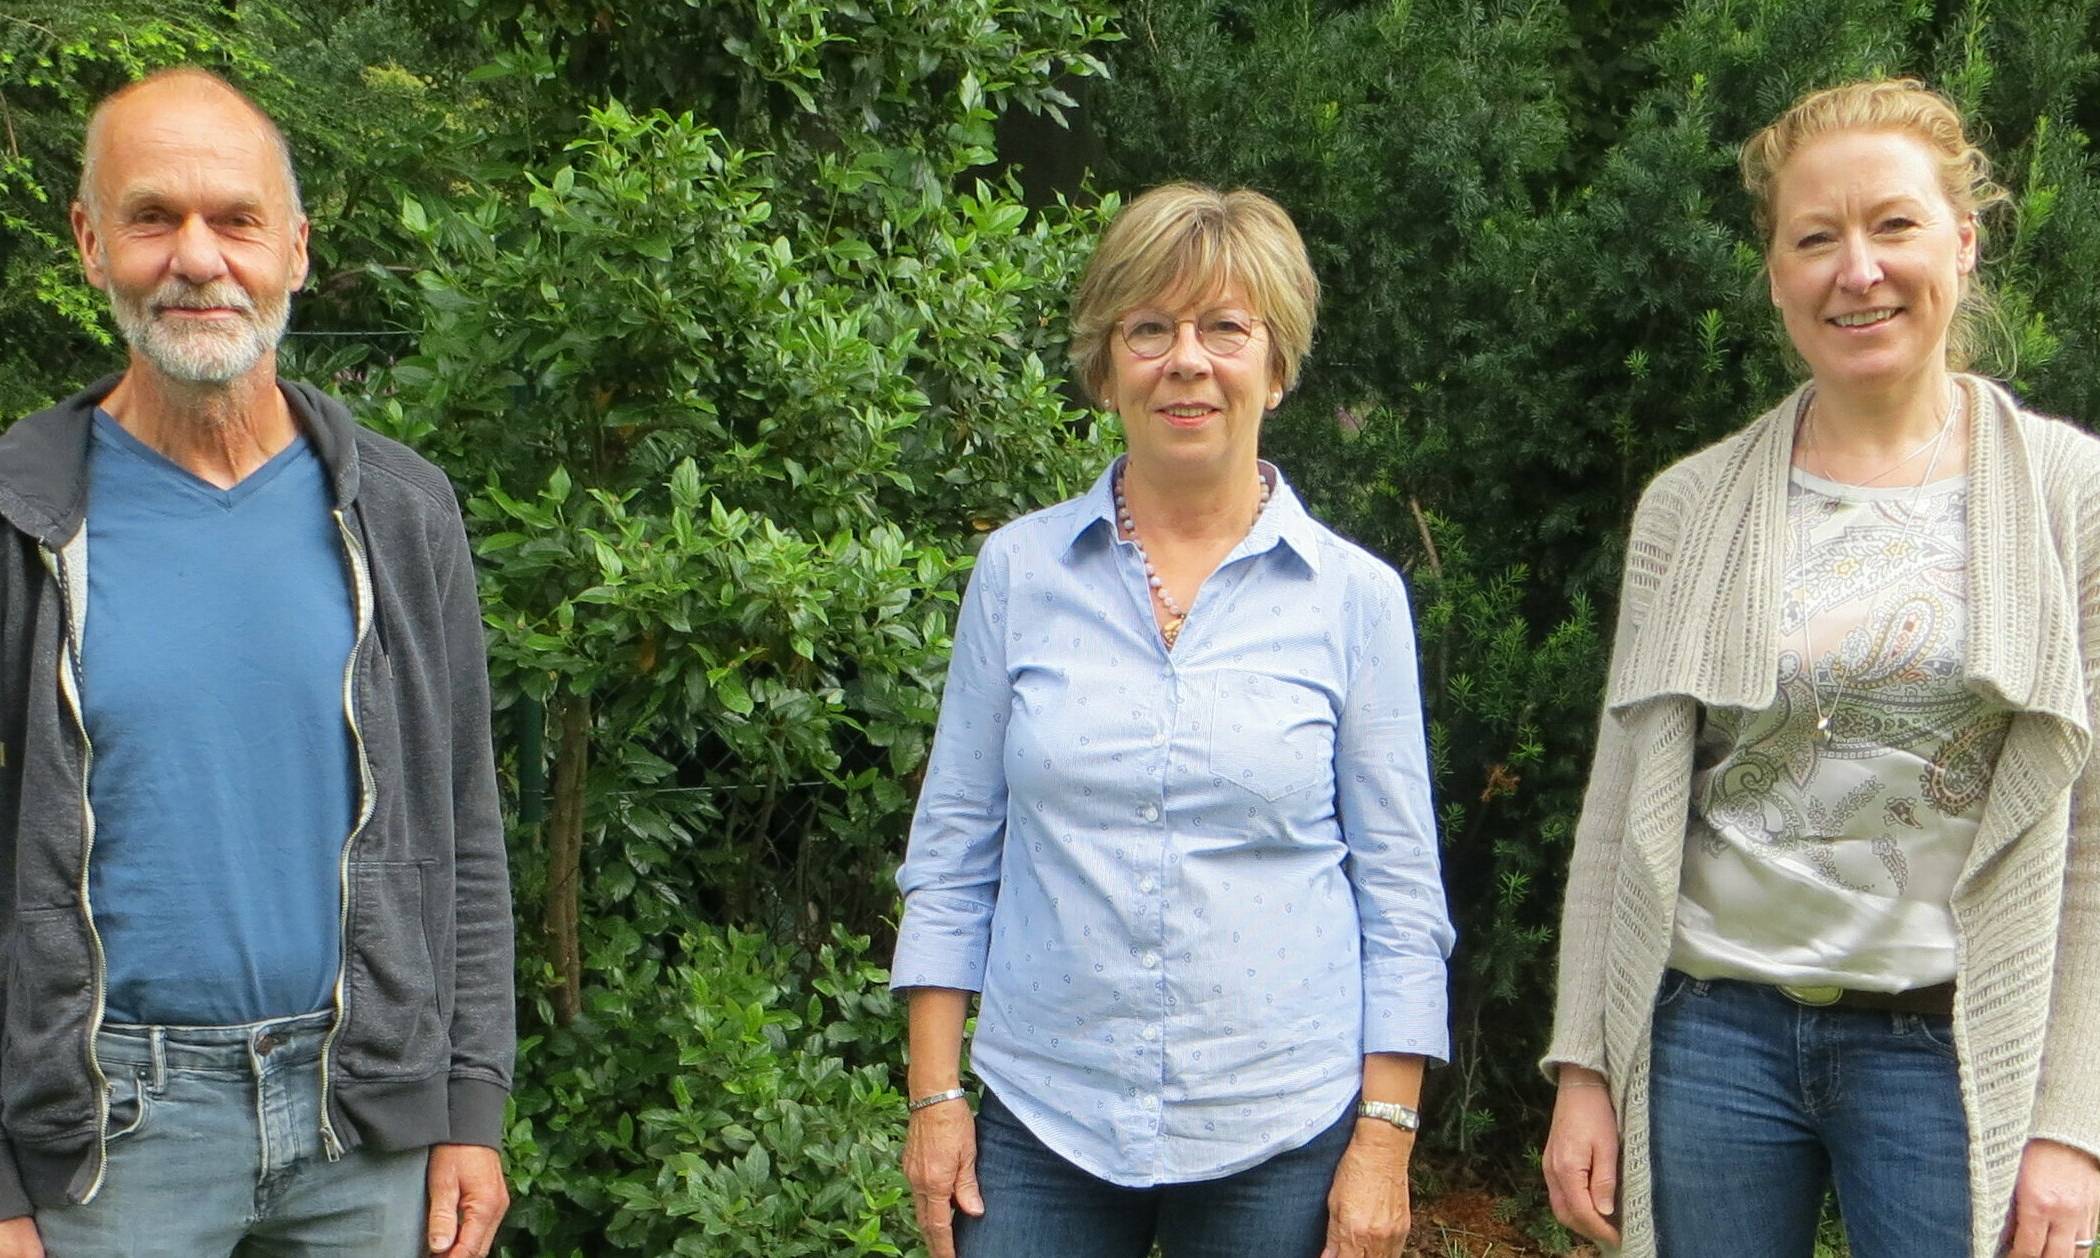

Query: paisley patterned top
[1669,466,2012,990]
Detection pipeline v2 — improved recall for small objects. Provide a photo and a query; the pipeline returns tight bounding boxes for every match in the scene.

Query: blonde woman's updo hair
[1740,78,2011,370]
[1069,182,1320,403]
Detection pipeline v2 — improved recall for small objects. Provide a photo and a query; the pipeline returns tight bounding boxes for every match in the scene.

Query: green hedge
[15,0,2100,1250]
[1093,0,2100,1169]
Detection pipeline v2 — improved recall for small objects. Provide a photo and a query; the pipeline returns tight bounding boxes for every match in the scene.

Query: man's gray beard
[106,273,290,386]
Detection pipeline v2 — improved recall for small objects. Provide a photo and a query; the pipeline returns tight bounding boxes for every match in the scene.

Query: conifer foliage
[1096,0,2100,1164]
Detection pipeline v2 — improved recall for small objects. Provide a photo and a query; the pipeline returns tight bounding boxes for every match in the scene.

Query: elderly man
[0,68,514,1257]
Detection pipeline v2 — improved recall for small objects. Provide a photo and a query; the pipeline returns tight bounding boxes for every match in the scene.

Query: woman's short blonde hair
[1740,78,2010,370]
[1069,182,1320,402]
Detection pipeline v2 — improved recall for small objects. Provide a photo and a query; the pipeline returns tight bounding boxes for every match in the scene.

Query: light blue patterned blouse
[893,457,1453,1187]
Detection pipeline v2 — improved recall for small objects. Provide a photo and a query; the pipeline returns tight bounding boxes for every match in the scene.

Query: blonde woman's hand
[1543,1068,1621,1247]
[2004,1138,2100,1258]
[903,1098,984,1258]
[0,1217,42,1258]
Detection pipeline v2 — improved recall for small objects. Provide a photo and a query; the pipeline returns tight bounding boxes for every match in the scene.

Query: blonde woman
[891,183,1454,1258]
[1542,80,2100,1258]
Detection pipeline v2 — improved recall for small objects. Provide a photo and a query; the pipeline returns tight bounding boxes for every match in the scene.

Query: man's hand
[1543,1069,1621,1247]
[0,1217,41,1258]
[1320,1121,1413,1258]
[2004,1138,2100,1258]
[903,1098,984,1258]
[426,1143,508,1258]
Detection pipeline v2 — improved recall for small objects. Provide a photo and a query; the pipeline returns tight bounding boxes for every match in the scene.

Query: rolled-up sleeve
[1335,570,1455,1061]
[891,539,1013,992]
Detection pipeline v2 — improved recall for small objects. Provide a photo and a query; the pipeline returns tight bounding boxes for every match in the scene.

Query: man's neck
[100,361,298,491]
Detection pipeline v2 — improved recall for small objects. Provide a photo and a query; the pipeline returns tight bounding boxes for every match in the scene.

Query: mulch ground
[1404,1159,1605,1258]
[1409,1187,1560,1257]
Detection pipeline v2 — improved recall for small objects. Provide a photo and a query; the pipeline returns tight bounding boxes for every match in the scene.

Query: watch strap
[1355,1099,1420,1131]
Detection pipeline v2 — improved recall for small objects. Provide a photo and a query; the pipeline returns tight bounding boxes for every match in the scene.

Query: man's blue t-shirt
[82,410,357,1026]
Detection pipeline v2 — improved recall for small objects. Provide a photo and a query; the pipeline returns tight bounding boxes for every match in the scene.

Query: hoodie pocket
[3,906,99,1139]
[339,861,444,1079]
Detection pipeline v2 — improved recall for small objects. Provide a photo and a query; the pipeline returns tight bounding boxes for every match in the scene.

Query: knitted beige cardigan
[1543,375,2100,1257]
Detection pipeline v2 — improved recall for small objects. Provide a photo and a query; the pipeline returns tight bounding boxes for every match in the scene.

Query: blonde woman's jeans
[1648,971,1969,1258]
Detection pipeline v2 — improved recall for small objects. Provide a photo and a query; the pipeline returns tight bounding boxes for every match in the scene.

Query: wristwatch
[907,1087,969,1113]
[1355,1099,1420,1132]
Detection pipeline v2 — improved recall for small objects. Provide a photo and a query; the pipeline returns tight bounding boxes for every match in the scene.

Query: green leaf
[713,670,755,716]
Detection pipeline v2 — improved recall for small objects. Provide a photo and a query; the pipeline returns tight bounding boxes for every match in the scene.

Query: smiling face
[1766,127,1976,395]
[1107,280,1283,482]
[71,76,308,388]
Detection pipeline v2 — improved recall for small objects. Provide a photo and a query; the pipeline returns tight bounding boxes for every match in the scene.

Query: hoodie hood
[0,374,365,546]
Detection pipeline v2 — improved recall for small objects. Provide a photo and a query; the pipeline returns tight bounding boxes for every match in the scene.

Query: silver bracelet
[907,1087,968,1113]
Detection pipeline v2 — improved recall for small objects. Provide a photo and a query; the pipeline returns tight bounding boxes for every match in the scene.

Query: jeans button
[255,1032,281,1055]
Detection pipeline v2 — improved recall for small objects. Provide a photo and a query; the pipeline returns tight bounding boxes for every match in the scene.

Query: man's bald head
[76,67,303,220]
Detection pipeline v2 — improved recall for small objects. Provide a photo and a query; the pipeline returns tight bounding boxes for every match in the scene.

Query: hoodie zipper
[316,509,379,1159]
[39,545,113,1202]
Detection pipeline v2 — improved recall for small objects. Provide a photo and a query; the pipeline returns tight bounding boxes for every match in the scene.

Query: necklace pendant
[1814,712,1833,744]
[1161,615,1184,650]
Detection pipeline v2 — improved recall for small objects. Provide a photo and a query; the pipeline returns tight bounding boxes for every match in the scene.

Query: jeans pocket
[103,1065,152,1145]
[1905,1013,1959,1060]
[1653,970,1695,1011]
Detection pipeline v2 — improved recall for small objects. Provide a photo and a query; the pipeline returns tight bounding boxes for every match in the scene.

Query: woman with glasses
[1542,80,2100,1258]
[890,182,1453,1258]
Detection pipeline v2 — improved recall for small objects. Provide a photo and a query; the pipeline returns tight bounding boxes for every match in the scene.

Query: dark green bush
[1092,0,2100,1168]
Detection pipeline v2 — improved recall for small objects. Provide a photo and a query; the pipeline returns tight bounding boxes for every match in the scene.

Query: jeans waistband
[96,1009,335,1072]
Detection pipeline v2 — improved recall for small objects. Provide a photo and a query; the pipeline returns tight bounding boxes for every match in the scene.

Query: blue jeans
[1648,972,1970,1258]
[32,1011,429,1258]
[954,1089,1355,1258]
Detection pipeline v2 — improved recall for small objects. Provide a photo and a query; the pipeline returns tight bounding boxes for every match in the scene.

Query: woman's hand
[2004,1138,2100,1258]
[1543,1067,1622,1247]
[1321,1121,1413,1258]
[0,1217,42,1258]
[903,1097,984,1258]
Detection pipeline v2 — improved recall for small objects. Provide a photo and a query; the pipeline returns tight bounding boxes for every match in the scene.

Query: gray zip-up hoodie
[0,376,514,1218]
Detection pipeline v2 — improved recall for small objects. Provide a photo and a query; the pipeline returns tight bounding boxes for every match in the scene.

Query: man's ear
[71,201,108,291]
[289,214,311,293]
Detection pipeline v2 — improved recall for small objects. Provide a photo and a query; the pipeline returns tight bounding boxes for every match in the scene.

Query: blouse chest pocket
[1207,672,1334,801]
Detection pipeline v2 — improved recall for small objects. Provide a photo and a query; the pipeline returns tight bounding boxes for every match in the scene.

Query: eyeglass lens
[1120,311,1257,358]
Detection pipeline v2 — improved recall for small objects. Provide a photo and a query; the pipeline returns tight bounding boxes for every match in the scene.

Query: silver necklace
[1114,467,1271,650]
[1795,383,1962,746]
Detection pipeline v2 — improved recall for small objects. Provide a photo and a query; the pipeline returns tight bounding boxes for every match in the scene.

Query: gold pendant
[1161,615,1184,649]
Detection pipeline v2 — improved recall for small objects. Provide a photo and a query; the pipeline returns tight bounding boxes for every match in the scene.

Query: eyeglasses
[1115,309,1264,359]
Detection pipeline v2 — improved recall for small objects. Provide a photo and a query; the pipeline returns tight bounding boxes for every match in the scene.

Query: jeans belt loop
[147,1026,167,1094]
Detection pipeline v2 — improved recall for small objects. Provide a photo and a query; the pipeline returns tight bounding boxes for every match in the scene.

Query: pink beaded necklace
[1113,466,1272,650]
